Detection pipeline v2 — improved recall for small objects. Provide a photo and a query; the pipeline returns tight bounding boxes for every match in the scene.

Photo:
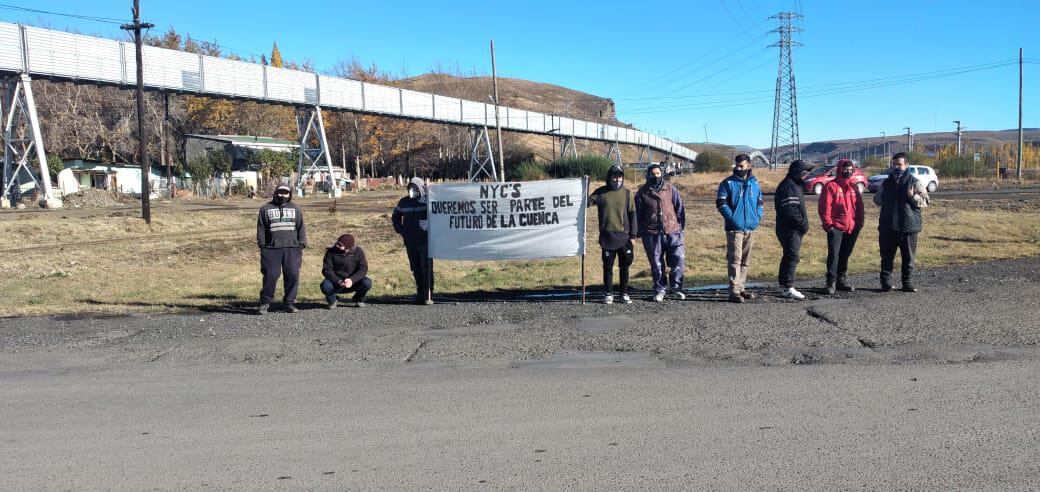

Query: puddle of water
[511,351,664,369]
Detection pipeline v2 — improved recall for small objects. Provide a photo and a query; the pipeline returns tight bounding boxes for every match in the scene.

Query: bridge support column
[468,126,497,182]
[637,144,654,165]
[605,140,623,166]
[559,135,578,159]
[2,73,60,208]
[295,106,338,198]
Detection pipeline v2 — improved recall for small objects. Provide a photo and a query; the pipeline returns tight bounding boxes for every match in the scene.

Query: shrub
[546,156,615,179]
[934,156,977,178]
[507,160,548,181]
[694,150,731,172]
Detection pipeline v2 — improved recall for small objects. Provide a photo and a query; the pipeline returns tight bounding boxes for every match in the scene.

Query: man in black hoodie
[392,177,433,305]
[256,183,307,314]
[588,165,638,304]
[774,160,813,300]
[320,233,372,309]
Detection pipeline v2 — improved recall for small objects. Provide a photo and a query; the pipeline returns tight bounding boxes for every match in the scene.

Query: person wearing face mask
[716,154,765,303]
[774,159,814,300]
[873,152,930,292]
[635,163,686,302]
[588,165,638,304]
[392,176,434,304]
[320,233,372,309]
[256,183,307,314]
[819,159,865,294]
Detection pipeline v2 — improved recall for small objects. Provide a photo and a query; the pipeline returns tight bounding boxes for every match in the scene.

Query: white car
[867,165,939,193]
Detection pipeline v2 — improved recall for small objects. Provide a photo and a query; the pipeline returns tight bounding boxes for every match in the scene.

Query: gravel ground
[2,256,1038,368]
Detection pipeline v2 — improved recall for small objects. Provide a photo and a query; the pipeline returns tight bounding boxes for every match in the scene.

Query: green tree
[694,150,731,172]
[47,154,64,183]
[184,155,213,194]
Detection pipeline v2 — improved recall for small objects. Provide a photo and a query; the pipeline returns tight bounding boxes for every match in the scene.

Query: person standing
[589,165,638,304]
[819,159,865,294]
[774,159,814,300]
[392,177,433,304]
[873,152,929,292]
[256,183,307,314]
[320,233,372,309]
[635,163,686,302]
[716,154,764,304]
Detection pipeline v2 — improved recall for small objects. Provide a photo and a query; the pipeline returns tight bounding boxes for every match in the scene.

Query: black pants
[260,247,303,304]
[775,228,804,288]
[602,241,635,295]
[320,277,373,303]
[826,228,861,285]
[406,244,434,299]
[879,230,917,286]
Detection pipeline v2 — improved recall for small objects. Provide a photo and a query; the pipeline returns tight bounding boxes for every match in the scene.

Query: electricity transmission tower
[768,12,803,169]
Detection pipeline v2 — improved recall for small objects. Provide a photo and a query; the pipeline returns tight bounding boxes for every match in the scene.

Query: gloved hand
[419,219,429,231]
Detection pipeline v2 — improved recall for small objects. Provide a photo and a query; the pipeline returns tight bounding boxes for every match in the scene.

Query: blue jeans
[319,277,372,304]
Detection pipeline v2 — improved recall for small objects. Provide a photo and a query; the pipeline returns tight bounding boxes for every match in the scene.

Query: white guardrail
[0,22,696,161]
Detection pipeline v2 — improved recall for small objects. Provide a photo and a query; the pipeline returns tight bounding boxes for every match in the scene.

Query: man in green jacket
[589,165,638,304]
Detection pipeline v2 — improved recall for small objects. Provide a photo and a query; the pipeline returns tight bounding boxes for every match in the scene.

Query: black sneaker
[837,283,855,292]
[728,294,744,304]
[739,291,757,300]
[257,303,269,315]
[824,284,836,295]
[285,303,298,313]
[901,284,918,293]
[326,299,337,310]
[881,284,893,292]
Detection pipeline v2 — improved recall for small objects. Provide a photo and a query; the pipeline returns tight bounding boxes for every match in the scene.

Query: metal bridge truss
[468,126,497,182]
[0,22,696,203]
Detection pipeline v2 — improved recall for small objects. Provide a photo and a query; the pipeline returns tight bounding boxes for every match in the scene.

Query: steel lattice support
[2,73,60,208]
[468,126,497,182]
[769,12,803,170]
[637,144,654,164]
[295,106,338,197]
[605,140,623,166]
[559,135,578,159]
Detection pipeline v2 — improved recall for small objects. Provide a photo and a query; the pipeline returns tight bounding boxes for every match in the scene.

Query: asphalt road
[2,257,1039,488]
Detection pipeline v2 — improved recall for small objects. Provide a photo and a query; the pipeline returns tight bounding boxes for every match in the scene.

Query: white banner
[427,178,588,260]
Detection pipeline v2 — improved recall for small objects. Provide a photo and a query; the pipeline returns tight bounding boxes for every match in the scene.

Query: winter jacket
[873,171,929,234]
[589,184,637,249]
[392,177,429,247]
[716,172,764,232]
[774,175,809,234]
[819,178,865,233]
[321,245,368,286]
[256,196,307,249]
[635,181,685,237]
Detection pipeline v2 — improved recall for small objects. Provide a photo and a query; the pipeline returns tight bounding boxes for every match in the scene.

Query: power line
[0,2,129,24]
[718,0,757,41]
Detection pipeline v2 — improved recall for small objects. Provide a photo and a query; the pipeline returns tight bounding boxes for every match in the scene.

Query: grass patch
[0,193,1038,316]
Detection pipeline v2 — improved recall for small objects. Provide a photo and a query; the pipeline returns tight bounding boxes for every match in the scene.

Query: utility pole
[490,40,505,182]
[121,0,154,223]
[881,131,887,158]
[768,12,803,169]
[904,127,912,154]
[953,120,963,156]
[703,125,709,145]
[1018,47,1024,179]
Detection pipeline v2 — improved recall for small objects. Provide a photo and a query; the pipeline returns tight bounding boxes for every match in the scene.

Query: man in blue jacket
[716,154,764,303]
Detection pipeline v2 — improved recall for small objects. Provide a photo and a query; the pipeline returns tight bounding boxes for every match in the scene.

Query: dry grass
[1,193,1038,317]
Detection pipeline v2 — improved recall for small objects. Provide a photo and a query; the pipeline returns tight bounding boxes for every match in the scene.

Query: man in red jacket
[818,159,865,294]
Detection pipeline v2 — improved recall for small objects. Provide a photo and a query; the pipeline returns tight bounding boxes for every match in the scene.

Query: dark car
[803,164,868,195]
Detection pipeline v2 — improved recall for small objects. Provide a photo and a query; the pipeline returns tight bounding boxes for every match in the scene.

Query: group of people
[254,151,929,313]
[589,152,929,304]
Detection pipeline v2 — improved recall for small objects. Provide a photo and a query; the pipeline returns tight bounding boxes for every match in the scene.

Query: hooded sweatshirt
[589,172,638,249]
[819,175,864,233]
[774,161,811,234]
[256,185,307,249]
[392,177,429,247]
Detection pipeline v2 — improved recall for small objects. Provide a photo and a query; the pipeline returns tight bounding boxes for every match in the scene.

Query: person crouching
[320,233,372,309]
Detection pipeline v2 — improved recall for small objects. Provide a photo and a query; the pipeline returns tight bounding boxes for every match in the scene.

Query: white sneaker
[621,294,632,304]
[781,287,806,300]
[670,290,686,301]
[603,294,614,305]
[653,292,665,303]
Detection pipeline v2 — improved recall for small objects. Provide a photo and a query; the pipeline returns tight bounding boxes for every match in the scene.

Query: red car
[803,164,868,195]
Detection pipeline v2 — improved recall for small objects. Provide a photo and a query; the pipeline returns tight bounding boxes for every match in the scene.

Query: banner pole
[581,175,588,305]
[426,182,433,305]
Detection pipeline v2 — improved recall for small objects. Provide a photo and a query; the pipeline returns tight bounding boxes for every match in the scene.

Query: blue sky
[3,0,1037,148]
